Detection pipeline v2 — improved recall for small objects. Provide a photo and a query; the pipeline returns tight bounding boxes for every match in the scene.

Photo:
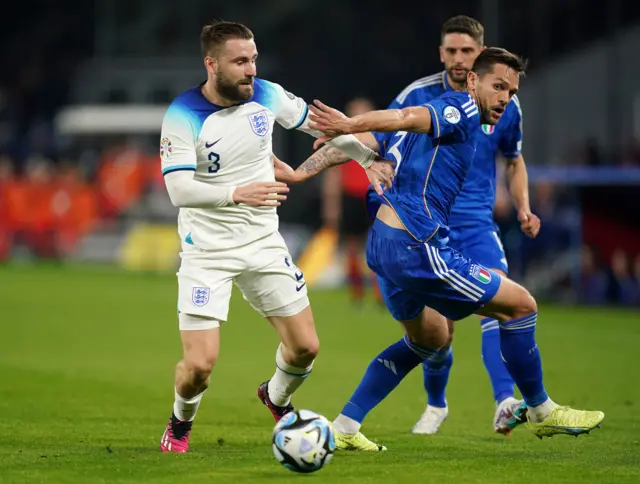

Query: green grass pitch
[0,264,639,483]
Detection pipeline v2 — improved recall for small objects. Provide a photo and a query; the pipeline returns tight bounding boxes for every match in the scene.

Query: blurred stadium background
[1,0,640,306]
[2,2,640,482]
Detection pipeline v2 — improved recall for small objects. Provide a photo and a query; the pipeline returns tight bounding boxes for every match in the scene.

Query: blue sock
[341,336,435,423]
[480,318,515,404]
[498,312,548,407]
[421,347,452,408]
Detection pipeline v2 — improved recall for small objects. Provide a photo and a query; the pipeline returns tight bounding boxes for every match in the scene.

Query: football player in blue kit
[305,47,604,451]
[373,15,538,436]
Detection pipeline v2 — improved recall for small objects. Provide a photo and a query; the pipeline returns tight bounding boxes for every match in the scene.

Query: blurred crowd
[0,143,163,260]
[494,175,640,307]
[580,245,640,307]
[561,137,640,167]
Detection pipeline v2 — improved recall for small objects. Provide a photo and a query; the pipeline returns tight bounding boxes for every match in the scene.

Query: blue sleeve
[425,96,475,141]
[372,97,404,155]
[499,97,523,158]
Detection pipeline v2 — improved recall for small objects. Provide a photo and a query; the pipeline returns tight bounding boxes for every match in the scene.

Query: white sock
[333,414,361,435]
[173,388,205,422]
[528,398,558,423]
[267,344,313,407]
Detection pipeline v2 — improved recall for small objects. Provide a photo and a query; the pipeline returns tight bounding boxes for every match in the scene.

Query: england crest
[192,286,210,306]
[248,110,269,137]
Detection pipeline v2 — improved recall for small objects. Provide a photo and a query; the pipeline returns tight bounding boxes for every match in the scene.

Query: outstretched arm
[263,80,394,190]
[296,132,379,179]
[309,100,434,140]
[273,133,392,195]
[275,134,380,181]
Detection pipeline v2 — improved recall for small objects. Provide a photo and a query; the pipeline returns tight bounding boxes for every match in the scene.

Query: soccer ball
[272,409,336,473]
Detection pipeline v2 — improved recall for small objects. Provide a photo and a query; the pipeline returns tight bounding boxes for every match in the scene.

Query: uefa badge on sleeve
[248,110,270,137]
[443,106,461,125]
[160,137,173,160]
[192,287,210,306]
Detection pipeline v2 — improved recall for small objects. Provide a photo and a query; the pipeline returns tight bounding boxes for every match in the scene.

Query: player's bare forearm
[350,106,432,134]
[295,144,352,181]
[296,132,382,182]
[505,154,530,212]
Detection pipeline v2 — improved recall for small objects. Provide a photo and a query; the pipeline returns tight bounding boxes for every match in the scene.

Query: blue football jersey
[376,91,481,244]
[371,71,523,230]
[448,96,523,228]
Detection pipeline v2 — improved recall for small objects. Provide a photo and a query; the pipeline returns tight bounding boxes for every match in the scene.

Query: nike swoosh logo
[205,138,222,148]
[296,282,306,292]
[295,271,304,282]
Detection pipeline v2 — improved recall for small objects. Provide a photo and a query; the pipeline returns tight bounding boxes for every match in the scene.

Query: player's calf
[418,312,455,430]
[476,277,604,436]
[259,342,316,418]
[160,316,220,452]
[258,307,319,420]
[476,279,549,416]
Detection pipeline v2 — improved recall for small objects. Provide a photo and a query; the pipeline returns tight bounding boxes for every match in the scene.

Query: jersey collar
[442,71,452,91]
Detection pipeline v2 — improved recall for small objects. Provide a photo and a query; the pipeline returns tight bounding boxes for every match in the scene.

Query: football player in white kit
[159,20,394,452]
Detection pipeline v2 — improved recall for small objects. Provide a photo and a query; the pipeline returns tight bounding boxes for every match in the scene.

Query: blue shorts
[366,218,502,322]
[448,224,509,275]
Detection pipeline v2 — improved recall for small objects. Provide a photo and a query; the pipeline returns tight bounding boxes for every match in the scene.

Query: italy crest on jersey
[481,124,495,135]
[470,264,492,284]
[248,110,269,137]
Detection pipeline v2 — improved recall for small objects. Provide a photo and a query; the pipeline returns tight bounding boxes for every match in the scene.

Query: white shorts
[177,231,309,328]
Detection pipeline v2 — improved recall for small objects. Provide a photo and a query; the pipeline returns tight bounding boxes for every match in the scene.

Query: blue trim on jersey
[185,232,194,245]
[252,78,280,115]
[162,165,197,175]
[170,84,229,139]
[292,103,309,129]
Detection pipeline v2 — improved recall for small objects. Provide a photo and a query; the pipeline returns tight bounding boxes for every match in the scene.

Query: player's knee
[446,319,455,346]
[184,354,217,384]
[512,288,537,319]
[296,337,320,362]
[430,328,450,350]
[406,326,449,351]
[286,336,320,367]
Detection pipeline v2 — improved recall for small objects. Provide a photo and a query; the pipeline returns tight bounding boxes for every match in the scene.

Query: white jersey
[160,78,308,250]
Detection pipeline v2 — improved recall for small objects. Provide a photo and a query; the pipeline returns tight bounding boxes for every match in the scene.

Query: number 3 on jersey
[208,151,221,173]
[387,131,408,174]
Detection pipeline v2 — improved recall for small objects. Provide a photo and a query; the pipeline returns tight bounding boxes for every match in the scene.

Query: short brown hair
[472,47,528,78]
[441,15,484,45]
[200,20,254,58]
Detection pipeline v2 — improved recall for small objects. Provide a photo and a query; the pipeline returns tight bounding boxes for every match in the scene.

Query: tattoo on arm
[295,145,351,178]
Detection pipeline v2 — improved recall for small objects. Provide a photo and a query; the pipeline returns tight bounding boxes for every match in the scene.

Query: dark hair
[441,15,484,45]
[200,20,254,57]
[472,47,528,78]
